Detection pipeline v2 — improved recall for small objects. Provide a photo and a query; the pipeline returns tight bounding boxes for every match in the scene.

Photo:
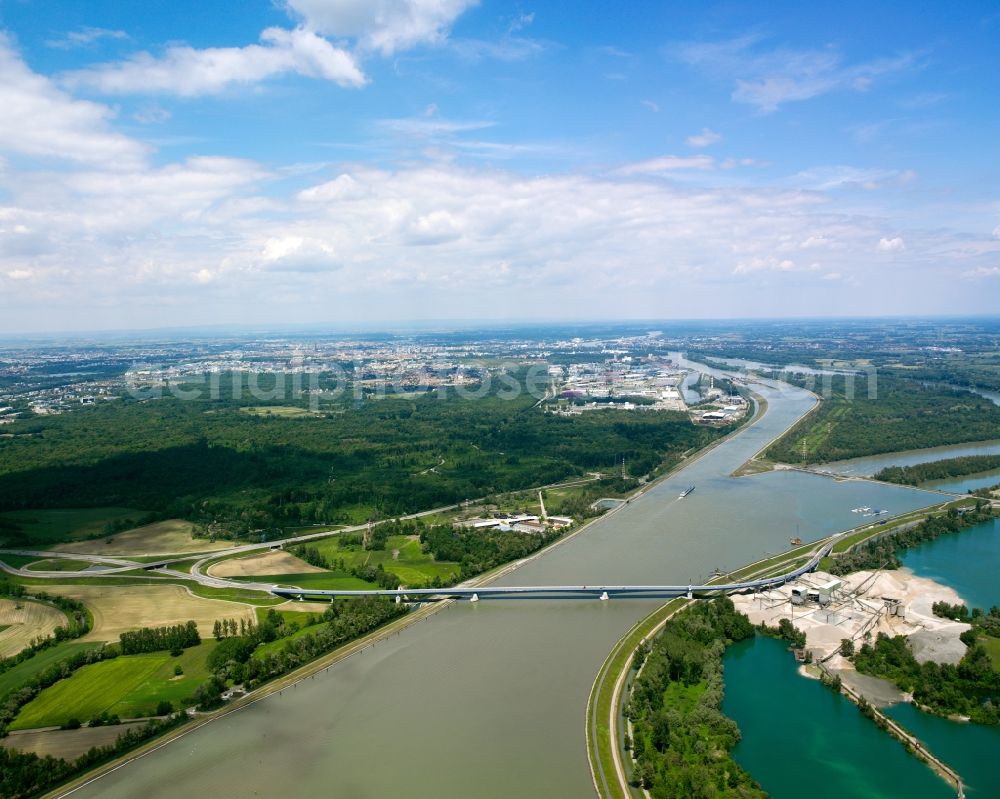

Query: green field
[254,607,327,626]
[764,373,1000,463]
[253,620,329,659]
[0,641,104,700]
[0,507,146,547]
[307,535,460,585]
[0,554,42,569]
[11,641,217,729]
[983,635,1000,669]
[238,406,321,418]
[3,573,284,606]
[237,572,376,591]
[24,558,96,572]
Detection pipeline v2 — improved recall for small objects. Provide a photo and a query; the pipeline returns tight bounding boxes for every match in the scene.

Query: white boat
[679,486,695,498]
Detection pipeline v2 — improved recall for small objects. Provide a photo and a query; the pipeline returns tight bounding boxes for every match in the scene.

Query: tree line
[850,632,1000,726]
[624,598,765,797]
[292,545,403,590]
[1,618,203,738]
[765,374,1000,463]
[827,502,996,575]
[419,524,557,581]
[119,621,200,655]
[875,454,1000,486]
[196,599,406,703]
[932,602,1000,642]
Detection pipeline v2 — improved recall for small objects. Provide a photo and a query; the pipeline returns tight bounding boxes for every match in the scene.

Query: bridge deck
[270,544,832,600]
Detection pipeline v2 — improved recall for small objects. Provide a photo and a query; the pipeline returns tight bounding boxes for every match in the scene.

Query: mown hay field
[59,520,228,556]
[207,549,324,578]
[0,597,68,658]
[48,584,256,642]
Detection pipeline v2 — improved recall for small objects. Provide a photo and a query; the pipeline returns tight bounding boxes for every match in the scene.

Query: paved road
[0,477,603,589]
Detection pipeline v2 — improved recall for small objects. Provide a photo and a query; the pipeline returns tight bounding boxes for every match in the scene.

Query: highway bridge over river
[270,543,834,602]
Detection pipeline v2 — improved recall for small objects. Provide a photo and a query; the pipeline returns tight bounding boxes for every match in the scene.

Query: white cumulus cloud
[0,33,147,167]
[63,27,366,96]
[283,0,478,55]
[877,236,906,252]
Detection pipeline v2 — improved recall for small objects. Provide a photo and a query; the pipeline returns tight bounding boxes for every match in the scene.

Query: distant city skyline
[1,0,999,332]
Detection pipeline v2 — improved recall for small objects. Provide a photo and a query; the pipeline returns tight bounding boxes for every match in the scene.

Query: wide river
[72,376,947,798]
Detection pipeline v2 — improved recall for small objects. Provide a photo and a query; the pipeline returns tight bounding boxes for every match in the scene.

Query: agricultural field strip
[10,642,217,731]
[0,597,70,658]
[44,584,257,643]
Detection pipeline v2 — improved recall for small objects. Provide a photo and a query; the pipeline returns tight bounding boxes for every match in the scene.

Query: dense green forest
[828,503,996,575]
[625,598,765,798]
[419,524,558,580]
[851,632,1000,726]
[0,373,723,544]
[765,374,1000,463]
[874,455,1000,486]
[932,602,1000,640]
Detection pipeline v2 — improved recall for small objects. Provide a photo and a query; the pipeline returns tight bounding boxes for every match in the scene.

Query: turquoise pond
[899,517,1000,610]
[724,517,1000,798]
[722,636,951,799]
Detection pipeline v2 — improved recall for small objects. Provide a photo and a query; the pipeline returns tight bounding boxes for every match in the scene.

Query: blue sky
[0,0,998,332]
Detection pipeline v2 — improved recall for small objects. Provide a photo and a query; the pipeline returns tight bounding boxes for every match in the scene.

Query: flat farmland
[207,549,325,578]
[0,642,103,699]
[59,519,228,556]
[48,584,256,642]
[308,534,460,585]
[10,642,216,730]
[238,406,321,418]
[0,597,68,658]
[0,722,148,761]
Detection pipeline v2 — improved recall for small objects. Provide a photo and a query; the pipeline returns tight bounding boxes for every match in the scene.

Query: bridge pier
[600,591,609,601]
[470,593,479,602]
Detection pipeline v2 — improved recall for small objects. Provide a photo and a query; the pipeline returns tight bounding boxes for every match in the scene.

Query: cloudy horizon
[1,0,999,333]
